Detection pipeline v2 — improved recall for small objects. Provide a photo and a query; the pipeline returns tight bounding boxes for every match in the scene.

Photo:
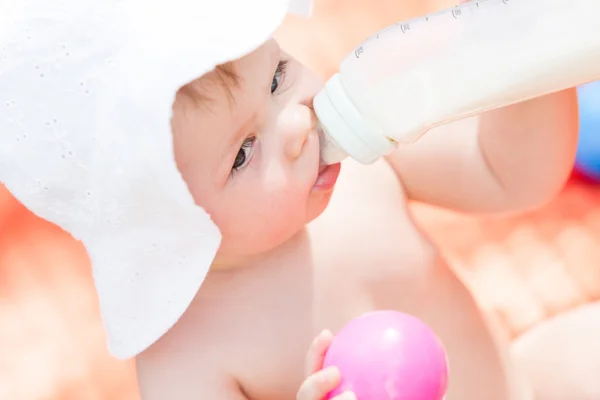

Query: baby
[135,30,578,400]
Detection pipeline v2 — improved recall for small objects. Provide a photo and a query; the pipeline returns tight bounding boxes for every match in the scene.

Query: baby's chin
[213,184,337,266]
[306,187,336,223]
[215,217,311,264]
[213,232,304,270]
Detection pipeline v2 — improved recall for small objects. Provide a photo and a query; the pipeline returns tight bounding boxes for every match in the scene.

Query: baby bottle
[314,0,600,165]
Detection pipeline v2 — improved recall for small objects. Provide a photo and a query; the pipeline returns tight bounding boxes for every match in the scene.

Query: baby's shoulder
[136,286,253,399]
[135,317,239,399]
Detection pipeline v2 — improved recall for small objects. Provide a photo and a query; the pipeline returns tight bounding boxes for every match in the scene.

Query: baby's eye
[271,60,288,94]
[232,137,256,173]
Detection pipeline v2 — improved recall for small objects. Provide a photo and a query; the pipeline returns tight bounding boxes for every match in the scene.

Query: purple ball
[323,311,448,400]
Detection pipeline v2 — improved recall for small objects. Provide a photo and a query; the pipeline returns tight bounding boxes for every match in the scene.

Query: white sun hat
[0,0,312,359]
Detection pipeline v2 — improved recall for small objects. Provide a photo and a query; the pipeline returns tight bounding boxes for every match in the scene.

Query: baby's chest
[232,235,440,400]
[228,244,515,400]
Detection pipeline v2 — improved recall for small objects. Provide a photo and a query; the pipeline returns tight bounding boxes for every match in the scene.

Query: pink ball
[323,311,448,400]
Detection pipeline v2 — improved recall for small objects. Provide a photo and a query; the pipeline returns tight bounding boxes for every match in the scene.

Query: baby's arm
[386,89,578,213]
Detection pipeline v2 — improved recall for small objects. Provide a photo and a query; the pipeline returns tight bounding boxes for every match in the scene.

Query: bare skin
[138,155,535,400]
[135,14,577,400]
[279,0,600,398]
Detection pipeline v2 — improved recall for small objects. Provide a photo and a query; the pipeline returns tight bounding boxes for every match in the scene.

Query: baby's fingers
[304,329,334,376]
[296,366,355,400]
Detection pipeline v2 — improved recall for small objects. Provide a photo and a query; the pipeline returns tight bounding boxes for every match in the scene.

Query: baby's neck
[210,228,310,273]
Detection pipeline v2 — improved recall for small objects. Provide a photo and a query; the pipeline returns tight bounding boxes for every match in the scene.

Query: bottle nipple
[317,122,348,165]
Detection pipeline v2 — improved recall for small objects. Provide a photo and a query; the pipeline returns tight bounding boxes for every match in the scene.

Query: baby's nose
[282,108,314,161]
[285,129,309,161]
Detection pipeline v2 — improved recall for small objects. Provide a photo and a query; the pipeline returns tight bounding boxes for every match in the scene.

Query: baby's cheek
[255,189,308,237]
[228,188,309,254]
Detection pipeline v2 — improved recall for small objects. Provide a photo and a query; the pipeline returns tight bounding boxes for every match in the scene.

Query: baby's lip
[313,161,341,191]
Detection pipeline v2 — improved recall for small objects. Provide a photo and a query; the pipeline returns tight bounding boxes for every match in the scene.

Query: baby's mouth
[313,123,342,191]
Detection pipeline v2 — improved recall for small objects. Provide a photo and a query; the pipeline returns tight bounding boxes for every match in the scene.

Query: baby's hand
[296,330,357,400]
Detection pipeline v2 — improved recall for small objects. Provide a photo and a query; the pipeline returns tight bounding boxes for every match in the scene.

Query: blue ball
[575,80,600,180]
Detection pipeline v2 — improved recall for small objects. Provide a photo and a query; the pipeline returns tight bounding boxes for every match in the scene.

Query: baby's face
[172,39,340,264]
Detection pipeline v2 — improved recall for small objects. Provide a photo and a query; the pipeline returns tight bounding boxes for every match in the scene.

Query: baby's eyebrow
[214,62,239,89]
[178,62,240,109]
